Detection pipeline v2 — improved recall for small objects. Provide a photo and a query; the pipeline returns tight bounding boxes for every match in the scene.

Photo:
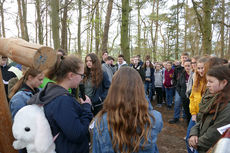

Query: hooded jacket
[28,83,93,153]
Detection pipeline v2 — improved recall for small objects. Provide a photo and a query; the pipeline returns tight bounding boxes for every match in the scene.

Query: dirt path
[153,102,188,153]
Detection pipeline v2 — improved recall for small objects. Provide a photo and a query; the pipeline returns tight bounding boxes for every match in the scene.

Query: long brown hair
[84,53,103,87]
[207,64,230,112]
[96,67,153,153]
[9,68,41,99]
[46,55,83,83]
[142,60,153,69]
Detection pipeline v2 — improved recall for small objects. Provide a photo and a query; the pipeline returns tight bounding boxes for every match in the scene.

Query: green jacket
[190,91,230,153]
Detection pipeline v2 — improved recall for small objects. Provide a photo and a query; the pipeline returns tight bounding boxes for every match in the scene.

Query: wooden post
[0,38,57,153]
[0,38,57,71]
[0,70,17,153]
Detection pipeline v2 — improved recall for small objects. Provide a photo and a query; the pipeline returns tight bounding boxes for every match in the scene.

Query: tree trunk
[35,8,38,43]
[95,0,100,55]
[150,0,156,61]
[17,0,26,40]
[202,0,213,55]
[153,0,159,61]
[228,29,230,59]
[78,0,82,56]
[101,0,113,54]
[61,0,68,51]
[159,25,166,61]
[22,0,29,41]
[137,0,141,55]
[86,4,90,54]
[45,0,48,46]
[35,0,43,44]
[175,0,179,60]
[68,25,71,53]
[0,0,5,37]
[184,0,188,53]
[50,0,60,49]
[90,0,95,53]
[220,0,225,58]
[121,0,130,63]
[192,0,214,55]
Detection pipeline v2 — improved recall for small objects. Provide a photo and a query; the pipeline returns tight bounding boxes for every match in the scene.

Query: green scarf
[197,89,220,123]
[199,90,219,114]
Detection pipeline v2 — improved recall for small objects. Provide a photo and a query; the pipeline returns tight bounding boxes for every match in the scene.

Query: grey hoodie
[27,83,71,105]
[154,69,163,88]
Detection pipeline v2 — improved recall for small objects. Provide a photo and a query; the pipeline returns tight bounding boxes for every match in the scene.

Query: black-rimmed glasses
[73,72,86,79]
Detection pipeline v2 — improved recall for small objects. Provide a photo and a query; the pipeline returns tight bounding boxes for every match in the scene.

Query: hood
[117,61,127,66]
[27,83,71,105]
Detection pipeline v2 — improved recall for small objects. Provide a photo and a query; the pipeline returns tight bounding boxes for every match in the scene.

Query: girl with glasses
[27,55,93,153]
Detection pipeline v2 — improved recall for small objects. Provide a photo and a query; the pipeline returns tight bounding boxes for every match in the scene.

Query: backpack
[12,104,57,153]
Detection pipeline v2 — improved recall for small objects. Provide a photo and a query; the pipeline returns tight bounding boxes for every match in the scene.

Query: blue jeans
[174,91,186,119]
[144,81,153,101]
[165,87,173,107]
[186,118,198,153]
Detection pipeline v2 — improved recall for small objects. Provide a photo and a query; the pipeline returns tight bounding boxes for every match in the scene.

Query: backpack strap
[53,133,60,141]
[38,104,60,141]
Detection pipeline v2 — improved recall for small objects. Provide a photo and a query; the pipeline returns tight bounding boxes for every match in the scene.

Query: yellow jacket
[189,80,205,115]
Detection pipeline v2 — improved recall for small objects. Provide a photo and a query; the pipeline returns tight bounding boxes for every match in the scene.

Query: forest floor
[151,100,188,153]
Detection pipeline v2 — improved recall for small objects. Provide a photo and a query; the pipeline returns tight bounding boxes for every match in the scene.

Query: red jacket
[164,69,174,88]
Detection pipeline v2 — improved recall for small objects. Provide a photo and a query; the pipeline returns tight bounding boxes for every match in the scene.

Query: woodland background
[0,0,229,63]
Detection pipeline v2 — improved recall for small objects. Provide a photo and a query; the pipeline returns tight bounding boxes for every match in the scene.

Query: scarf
[198,89,220,124]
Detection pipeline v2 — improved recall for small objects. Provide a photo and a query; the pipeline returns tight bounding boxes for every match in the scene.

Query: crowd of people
[0,50,230,153]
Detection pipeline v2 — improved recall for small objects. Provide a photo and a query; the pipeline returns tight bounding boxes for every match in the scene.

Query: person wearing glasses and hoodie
[27,55,93,153]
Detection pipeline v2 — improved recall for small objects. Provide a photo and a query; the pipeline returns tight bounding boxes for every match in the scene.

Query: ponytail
[8,68,42,99]
[46,54,83,83]
[8,77,25,99]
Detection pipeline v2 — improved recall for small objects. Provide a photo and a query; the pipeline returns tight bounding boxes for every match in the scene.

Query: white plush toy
[12,104,56,153]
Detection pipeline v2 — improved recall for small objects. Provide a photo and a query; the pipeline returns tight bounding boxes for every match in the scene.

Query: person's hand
[192,115,197,122]
[145,78,151,81]
[80,95,91,105]
[189,136,198,149]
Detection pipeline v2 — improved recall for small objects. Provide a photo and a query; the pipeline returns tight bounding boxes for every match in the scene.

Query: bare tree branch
[191,0,204,34]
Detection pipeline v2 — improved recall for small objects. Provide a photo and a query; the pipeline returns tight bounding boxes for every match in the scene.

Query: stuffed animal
[12,104,56,153]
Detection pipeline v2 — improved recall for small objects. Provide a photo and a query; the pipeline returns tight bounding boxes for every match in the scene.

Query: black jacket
[1,65,16,96]
[172,65,184,87]
[176,70,189,101]
[133,64,145,81]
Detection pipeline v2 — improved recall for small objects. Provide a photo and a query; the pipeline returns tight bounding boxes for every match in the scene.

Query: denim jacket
[92,110,163,153]
[10,90,33,120]
[10,84,39,120]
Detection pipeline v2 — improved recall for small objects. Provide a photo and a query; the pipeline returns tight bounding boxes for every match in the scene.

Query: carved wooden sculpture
[0,38,57,153]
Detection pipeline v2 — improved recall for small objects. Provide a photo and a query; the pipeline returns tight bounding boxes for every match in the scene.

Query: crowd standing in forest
[0,50,230,153]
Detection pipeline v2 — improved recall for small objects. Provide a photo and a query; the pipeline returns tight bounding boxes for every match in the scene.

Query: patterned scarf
[198,89,220,123]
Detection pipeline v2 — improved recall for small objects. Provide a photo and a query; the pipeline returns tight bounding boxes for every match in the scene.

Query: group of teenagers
[141,52,230,153]
[0,49,230,153]
[140,52,230,153]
